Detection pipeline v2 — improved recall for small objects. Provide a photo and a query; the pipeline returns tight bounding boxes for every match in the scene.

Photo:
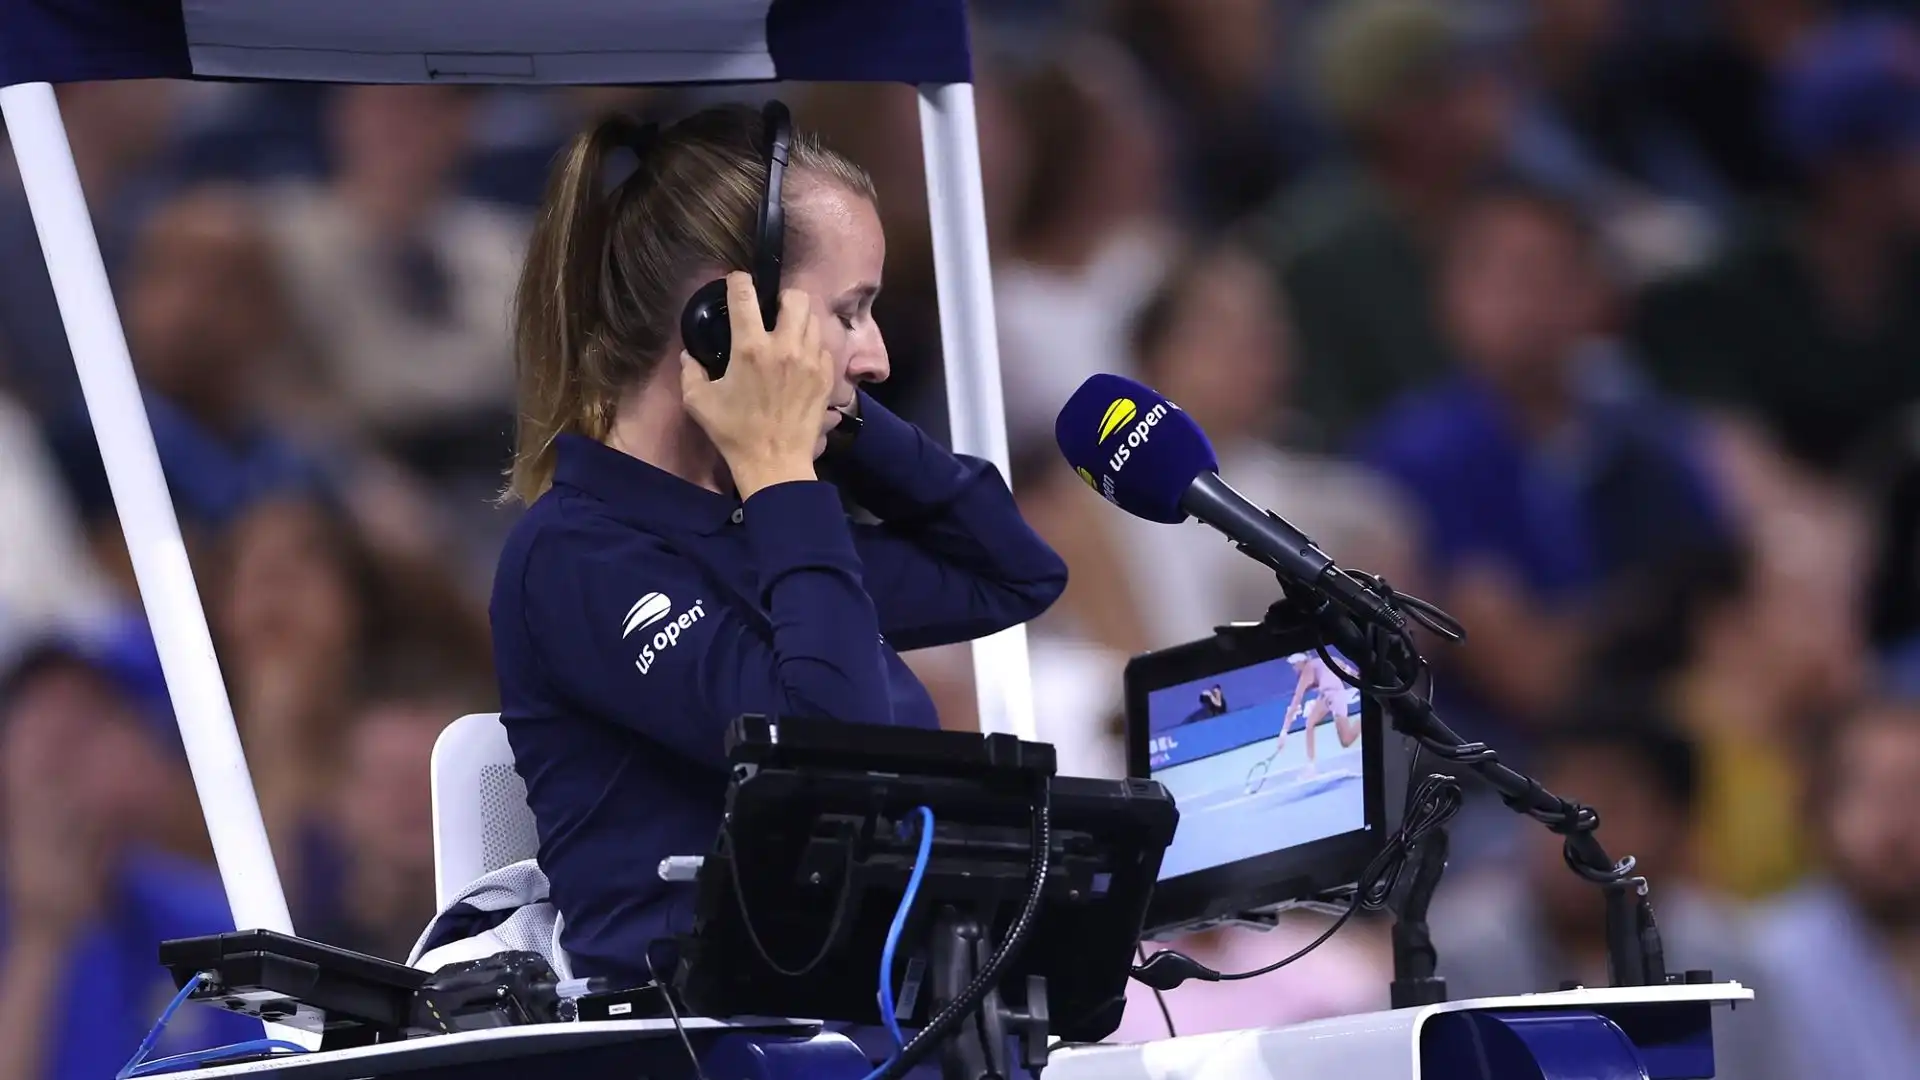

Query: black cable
[1137,944,1176,1037]
[870,783,1054,1080]
[1132,770,1461,991]
[720,820,859,978]
[647,952,711,1080]
[1297,572,1637,890]
[1254,569,1663,987]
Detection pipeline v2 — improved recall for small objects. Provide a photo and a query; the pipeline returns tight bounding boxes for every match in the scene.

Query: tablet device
[1125,626,1387,937]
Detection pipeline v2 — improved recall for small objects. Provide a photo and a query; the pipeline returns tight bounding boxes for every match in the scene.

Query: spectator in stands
[1007,244,1418,785]
[1635,13,1920,476]
[213,490,493,931]
[1155,243,1421,647]
[1107,0,1324,229]
[1593,537,1870,899]
[1018,241,1419,656]
[1243,0,1512,447]
[0,81,184,415]
[1431,697,1794,1080]
[1358,187,1728,748]
[0,617,260,1080]
[991,42,1178,449]
[1500,0,1720,282]
[303,679,481,961]
[260,85,526,485]
[42,185,326,602]
[1755,698,1920,1078]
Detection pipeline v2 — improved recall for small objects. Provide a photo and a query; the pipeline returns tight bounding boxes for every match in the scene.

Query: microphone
[1053,373,1399,628]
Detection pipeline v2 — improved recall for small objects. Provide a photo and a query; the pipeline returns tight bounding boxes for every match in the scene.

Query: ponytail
[507,114,650,503]
[505,104,878,504]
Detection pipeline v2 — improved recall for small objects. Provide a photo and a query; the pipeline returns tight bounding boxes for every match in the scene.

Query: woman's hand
[681,273,835,499]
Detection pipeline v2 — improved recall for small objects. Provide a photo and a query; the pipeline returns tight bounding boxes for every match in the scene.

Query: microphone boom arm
[1241,574,1668,990]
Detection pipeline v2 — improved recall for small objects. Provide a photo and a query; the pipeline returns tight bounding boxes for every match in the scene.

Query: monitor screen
[1144,647,1367,881]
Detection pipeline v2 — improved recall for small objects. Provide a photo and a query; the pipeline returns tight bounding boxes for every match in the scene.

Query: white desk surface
[158,982,1752,1080]
[1048,981,1753,1080]
[157,1017,821,1079]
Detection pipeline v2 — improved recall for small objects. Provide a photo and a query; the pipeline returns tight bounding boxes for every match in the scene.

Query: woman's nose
[847,334,890,385]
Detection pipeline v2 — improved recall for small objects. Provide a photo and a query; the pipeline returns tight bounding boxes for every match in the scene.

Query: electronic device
[674,714,1178,1065]
[573,982,680,1023]
[1125,625,1388,939]
[679,100,791,379]
[157,930,430,1049]
[412,951,571,1032]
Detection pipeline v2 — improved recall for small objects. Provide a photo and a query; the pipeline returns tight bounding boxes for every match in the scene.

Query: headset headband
[754,100,793,333]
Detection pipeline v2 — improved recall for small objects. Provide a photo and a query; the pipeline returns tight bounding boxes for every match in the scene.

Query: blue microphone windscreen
[1054,374,1218,524]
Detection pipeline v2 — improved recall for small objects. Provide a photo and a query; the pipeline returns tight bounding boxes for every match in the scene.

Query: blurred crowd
[3,0,1920,1077]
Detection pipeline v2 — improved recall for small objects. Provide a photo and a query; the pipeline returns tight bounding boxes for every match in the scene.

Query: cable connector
[1131,950,1219,992]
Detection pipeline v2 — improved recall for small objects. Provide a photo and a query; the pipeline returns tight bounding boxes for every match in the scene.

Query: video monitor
[1125,627,1386,937]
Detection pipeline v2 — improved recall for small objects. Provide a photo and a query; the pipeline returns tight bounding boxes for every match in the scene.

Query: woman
[1269,653,1361,777]
[490,104,1068,990]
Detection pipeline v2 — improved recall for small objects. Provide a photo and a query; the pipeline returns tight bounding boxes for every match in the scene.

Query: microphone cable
[1132,756,1461,991]
[648,951,711,1080]
[1305,569,1639,892]
[1137,567,1663,992]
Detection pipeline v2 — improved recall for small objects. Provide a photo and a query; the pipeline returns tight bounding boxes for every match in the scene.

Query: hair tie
[610,121,662,204]
[626,121,661,162]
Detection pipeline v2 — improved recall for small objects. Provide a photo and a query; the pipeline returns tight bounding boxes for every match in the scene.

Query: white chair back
[429,712,541,908]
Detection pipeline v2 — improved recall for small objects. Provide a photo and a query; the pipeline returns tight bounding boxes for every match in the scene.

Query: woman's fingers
[725,271,766,352]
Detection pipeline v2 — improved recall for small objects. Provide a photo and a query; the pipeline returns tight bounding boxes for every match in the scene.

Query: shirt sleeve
[830,394,1068,651]
[519,486,892,768]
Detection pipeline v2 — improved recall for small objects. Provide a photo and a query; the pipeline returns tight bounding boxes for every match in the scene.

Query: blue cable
[117,973,203,1079]
[870,805,936,1074]
[127,1040,311,1076]
[118,969,308,1078]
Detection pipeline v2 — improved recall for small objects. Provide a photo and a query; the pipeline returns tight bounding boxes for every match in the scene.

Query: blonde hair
[506,103,876,503]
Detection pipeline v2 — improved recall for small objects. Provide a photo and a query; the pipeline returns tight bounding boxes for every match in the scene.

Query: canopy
[0,0,1028,1007]
[1,0,972,87]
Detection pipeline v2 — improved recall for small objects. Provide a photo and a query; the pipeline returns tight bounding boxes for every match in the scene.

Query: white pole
[916,83,1037,742]
[0,87,308,1040]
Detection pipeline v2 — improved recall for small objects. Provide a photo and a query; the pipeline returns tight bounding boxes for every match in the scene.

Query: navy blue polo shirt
[490,394,1067,987]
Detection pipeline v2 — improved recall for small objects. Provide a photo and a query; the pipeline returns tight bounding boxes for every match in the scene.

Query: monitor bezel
[1125,625,1387,937]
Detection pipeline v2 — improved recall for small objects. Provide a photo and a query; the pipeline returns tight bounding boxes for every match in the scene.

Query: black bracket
[929,907,1050,1080]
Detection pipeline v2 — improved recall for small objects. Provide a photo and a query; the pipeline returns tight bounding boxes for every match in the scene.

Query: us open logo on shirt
[622,593,673,638]
[625,594,707,675]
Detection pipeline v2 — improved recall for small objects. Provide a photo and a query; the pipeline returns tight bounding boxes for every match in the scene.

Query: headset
[679,99,793,380]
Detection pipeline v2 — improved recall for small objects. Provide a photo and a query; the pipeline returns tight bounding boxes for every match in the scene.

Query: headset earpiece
[681,101,793,380]
[680,280,731,376]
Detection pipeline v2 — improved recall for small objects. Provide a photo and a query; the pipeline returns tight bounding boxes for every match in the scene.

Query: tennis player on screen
[1270,652,1361,779]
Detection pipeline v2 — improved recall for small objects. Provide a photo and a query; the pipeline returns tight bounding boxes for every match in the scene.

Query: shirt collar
[550,433,740,535]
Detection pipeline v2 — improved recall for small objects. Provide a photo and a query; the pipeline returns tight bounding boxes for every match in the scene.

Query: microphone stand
[1388,826,1449,1009]
[1253,568,1669,993]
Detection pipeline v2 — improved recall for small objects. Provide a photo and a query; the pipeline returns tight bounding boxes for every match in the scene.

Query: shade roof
[2,0,972,88]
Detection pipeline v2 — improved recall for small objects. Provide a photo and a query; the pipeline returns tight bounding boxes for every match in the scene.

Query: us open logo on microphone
[622,593,708,675]
[1098,398,1170,479]
[1098,399,1138,442]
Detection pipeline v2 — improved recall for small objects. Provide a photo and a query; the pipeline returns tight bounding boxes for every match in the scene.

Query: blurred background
[4,0,1920,1076]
